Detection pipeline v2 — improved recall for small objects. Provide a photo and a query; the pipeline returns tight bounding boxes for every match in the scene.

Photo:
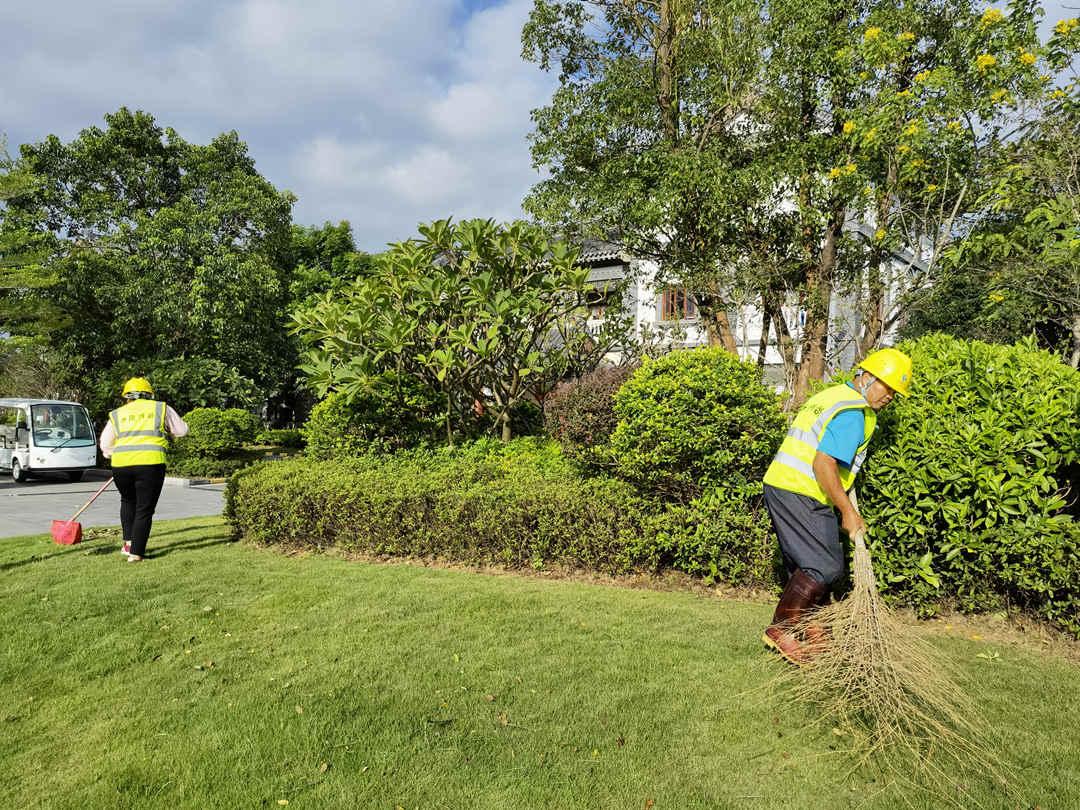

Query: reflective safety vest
[762,383,877,505]
[109,399,169,467]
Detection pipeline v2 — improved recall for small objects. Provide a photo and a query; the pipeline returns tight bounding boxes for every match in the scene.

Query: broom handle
[848,489,868,551]
[68,477,114,522]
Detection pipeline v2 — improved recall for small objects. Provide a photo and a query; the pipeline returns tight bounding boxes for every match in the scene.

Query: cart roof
[0,398,87,409]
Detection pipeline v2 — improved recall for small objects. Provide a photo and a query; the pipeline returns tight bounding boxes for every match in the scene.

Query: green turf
[1,517,1076,809]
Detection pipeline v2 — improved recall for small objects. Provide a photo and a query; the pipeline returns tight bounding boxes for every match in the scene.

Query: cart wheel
[12,458,27,483]
[67,470,85,483]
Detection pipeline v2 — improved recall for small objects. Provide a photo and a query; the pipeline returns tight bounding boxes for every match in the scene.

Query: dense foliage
[0,108,294,407]
[522,0,1076,401]
[226,439,777,586]
[607,348,785,500]
[860,334,1080,634]
[175,407,260,459]
[292,218,632,443]
[87,358,260,422]
[303,380,445,460]
[544,364,636,466]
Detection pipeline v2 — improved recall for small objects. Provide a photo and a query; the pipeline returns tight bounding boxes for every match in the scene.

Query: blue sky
[1,1,1076,252]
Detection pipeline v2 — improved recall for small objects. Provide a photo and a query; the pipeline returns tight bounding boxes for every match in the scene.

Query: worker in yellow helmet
[98,377,189,562]
[760,348,912,665]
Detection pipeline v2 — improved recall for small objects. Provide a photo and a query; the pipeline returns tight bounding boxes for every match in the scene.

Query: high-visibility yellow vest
[763,383,877,505]
[109,399,169,467]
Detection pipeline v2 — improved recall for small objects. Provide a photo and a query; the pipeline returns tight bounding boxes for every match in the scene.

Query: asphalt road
[0,469,225,539]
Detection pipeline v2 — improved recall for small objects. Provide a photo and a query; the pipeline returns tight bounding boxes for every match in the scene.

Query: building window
[660,286,698,321]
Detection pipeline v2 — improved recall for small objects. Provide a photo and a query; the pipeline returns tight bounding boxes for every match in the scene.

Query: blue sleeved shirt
[816,384,866,468]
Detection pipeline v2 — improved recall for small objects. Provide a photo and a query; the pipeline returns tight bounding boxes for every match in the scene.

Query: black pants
[112,464,167,556]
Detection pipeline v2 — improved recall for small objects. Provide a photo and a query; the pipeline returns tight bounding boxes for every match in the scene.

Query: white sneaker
[127,554,144,563]
[120,542,131,557]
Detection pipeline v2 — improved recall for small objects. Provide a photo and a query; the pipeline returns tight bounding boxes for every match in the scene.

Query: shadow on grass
[148,533,236,559]
[148,521,227,540]
[0,522,236,571]
[0,538,115,572]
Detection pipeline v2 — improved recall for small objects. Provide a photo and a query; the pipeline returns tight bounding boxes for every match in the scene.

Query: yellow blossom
[865,127,879,143]
[925,183,939,193]
[980,8,1004,25]
[915,70,931,82]
[864,26,882,41]
[1019,51,1037,66]
[844,163,857,174]
[903,122,921,136]
[988,291,1005,303]
[859,71,870,80]
[898,144,911,154]
[946,120,963,132]
[1051,88,1068,99]
[1054,18,1078,36]
[874,228,887,242]
[975,54,997,72]
[843,120,856,135]
[829,167,843,179]
[990,89,1010,103]
[896,89,912,98]
[897,31,916,42]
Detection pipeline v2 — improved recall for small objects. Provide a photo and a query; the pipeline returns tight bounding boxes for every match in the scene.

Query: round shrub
[860,334,1080,631]
[607,348,786,500]
[175,407,261,459]
[545,365,636,466]
[303,376,443,460]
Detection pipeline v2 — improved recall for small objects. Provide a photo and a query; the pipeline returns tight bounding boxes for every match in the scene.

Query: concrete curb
[164,476,230,488]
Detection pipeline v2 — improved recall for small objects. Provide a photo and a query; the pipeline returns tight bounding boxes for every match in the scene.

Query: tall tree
[523,0,1059,402]
[0,109,295,404]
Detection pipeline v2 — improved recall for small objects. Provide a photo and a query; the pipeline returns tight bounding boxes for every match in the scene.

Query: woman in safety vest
[98,377,189,562]
[761,348,912,665]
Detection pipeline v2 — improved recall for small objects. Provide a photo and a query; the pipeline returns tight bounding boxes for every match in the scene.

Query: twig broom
[777,493,1015,806]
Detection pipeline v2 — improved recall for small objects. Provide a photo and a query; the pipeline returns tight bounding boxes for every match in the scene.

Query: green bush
[545,365,636,466]
[303,376,444,460]
[607,348,786,500]
[226,439,777,587]
[860,334,1080,633]
[174,407,261,459]
[254,428,304,448]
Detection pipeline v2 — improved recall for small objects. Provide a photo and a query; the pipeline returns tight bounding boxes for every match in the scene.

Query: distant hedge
[226,439,777,586]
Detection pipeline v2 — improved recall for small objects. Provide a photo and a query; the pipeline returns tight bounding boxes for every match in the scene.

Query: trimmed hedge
[226,439,777,586]
[175,407,260,459]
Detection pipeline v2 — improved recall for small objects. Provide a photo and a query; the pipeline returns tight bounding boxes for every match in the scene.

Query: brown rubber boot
[763,569,828,666]
[803,588,832,654]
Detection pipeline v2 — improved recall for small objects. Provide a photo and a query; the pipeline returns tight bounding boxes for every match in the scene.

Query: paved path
[0,469,224,539]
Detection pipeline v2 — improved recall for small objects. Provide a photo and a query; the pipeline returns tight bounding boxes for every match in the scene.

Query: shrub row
[226,439,778,587]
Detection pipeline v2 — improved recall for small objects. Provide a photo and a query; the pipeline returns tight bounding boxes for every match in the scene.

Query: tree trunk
[859,175,895,359]
[794,208,843,405]
[1071,311,1080,369]
[657,0,680,144]
[757,292,771,368]
[705,306,738,353]
[765,290,798,406]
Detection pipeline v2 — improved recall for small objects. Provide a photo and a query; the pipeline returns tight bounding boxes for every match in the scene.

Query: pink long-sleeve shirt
[99,404,189,458]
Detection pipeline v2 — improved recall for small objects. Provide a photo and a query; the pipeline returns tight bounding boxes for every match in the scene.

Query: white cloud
[1,0,555,248]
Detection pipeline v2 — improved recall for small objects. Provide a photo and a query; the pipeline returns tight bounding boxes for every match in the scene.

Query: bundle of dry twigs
[777,523,1015,806]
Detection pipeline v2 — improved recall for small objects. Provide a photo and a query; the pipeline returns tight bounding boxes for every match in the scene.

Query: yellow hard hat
[121,377,154,398]
[857,348,912,396]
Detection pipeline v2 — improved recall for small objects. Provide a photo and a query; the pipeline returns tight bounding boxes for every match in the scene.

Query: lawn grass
[2,516,1077,809]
